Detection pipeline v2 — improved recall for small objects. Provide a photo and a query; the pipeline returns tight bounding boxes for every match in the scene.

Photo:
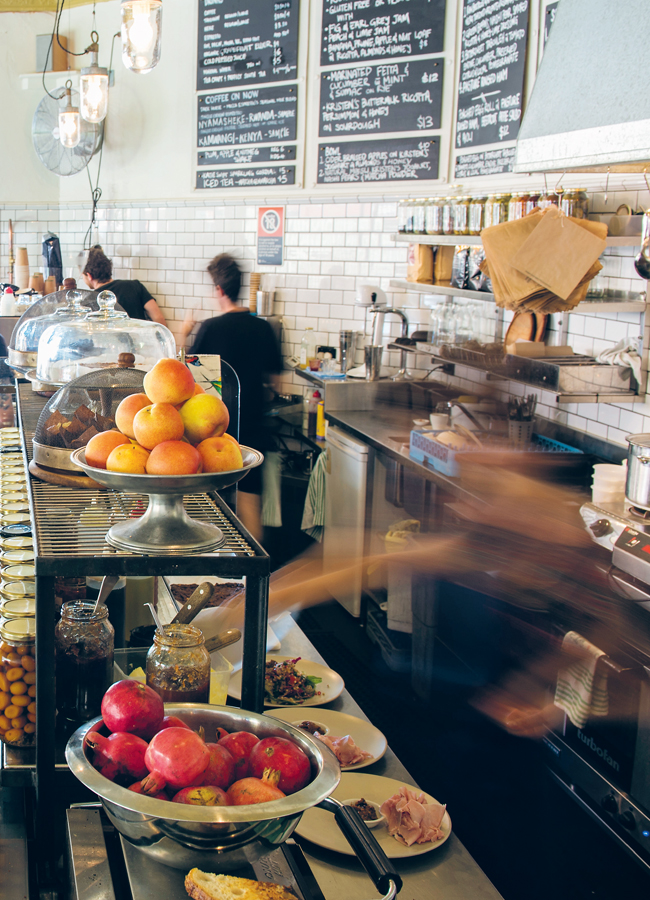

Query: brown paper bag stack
[480,207,607,313]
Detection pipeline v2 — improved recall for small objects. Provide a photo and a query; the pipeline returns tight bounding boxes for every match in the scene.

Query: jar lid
[0,580,35,600]
[0,597,35,618]
[1,514,30,526]
[0,617,35,642]
[2,564,35,581]
[2,536,33,550]
[0,446,21,454]
[0,524,32,537]
[1,502,29,514]
[0,549,34,565]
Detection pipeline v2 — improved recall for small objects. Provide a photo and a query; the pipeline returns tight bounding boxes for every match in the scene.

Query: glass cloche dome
[35,290,176,386]
[8,289,109,373]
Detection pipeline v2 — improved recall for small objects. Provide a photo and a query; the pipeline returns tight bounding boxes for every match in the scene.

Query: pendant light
[80,33,109,124]
[120,0,163,74]
[58,82,81,149]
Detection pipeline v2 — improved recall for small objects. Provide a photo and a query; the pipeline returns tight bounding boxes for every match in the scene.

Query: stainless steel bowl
[70,446,263,554]
[66,704,340,870]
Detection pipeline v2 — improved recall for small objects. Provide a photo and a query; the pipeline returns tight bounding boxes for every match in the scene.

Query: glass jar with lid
[0,617,36,747]
[1,564,35,584]
[7,289,107,375]
[483,195,496,230]
[453,197,470,235]
[412,199,426,235]
[404,200,415,234]
[492,194,509,225]
[468,196,485,235]
[0,597,35,627]
[508,193,525,221]
[425,198,444,235]
[441,198,455,235]
[35,291,176,386]
[0,580,34,605]
[575,189,589,219]
[539,191,559,209]
[525,192,541,215]
[55,601,114,722]
[146,624,211,703]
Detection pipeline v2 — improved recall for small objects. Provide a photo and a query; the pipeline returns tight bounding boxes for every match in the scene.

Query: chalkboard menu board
[197,166,295,190]
[455,0,530,150]
[317,137,438,184]
[198,146,296,166]
[544,2,559,46]
[197,86,297,148]
[454,146,516,179]
[198,0,299,91]
[319,58,443,137]
[321,0,447,66]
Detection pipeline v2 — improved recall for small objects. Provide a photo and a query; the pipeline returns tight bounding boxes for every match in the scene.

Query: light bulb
[121,0,162,74]
[59,109,81,149]
[80,72,109,123]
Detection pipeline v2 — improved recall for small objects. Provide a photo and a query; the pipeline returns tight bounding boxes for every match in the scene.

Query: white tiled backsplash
[1,192,649,449]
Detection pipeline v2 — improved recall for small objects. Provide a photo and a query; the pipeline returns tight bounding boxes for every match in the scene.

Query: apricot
[143,358,195,406]
[21,656,35,671]
[12,695,29,708]
[11,716,26,729]
[4,705,19,719]
[0,715,9,730]
[4,729,23,742]
[114,392,151,439]
[0,692,9,711]
[24,723,35,734]
[10,681,27,695]
[6,667,24,682]
[85,430,130,469]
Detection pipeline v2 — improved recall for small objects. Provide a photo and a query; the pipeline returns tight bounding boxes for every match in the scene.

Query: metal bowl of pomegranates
[66,704,401,897]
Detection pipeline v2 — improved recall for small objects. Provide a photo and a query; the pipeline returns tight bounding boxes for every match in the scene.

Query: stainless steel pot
[625,434,650,509]
[66,705,402,897]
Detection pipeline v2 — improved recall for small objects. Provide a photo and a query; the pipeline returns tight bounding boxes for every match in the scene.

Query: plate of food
[266,708,387,769]
[295,773,451,858]
[228,656,344,707]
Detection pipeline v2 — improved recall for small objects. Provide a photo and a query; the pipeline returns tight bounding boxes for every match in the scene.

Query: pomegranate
[156,715,191,732]
[96,761,120,782]
[195,743,235,790]
[227,769,285,806]
[218,731,259,779]
[101,680,164,740]
[128,782,168,801]
[86,732,149,781]
[141,727,210,795]
[216,727,229,741]
[172,785,230,806]
[248,737,311,794]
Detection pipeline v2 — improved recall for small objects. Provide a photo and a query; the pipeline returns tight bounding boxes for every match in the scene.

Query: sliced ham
[315,733,374,767]
[380,786,446,846]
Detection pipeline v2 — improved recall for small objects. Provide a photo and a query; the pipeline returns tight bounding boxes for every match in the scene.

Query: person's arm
[144,298,168,327]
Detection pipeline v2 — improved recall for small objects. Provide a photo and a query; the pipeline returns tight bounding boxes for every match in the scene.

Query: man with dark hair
[181,253,283,540]
[82,246,168,327]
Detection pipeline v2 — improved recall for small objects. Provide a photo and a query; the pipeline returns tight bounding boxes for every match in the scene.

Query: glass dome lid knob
[89,290,128,319]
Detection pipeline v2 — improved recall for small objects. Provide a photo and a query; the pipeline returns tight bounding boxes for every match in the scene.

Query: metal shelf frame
[390,232,644,248]
[12,384,271,857]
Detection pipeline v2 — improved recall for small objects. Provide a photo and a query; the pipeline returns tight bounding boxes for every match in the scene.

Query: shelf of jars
[386,343,641,405]
[388,279,648,312]
[390,232,643,248]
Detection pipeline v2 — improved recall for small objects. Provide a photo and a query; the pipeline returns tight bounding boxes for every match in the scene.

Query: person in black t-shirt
[181,254,283,540]
[82,247,168,326]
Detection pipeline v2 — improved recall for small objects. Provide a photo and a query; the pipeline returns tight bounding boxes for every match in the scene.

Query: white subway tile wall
[0,192,649,448]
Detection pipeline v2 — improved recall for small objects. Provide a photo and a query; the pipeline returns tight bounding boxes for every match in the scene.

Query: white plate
[296,773,451,858]
[266,708,387,769]
[228,655,344,707]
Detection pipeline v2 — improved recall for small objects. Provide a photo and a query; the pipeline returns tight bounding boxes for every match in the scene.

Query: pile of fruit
[86,680,313,807]
[84,358,243,476]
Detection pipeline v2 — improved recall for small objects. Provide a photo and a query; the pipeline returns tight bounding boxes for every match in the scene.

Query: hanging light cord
[83,30,120,250]
[42,0,103,100]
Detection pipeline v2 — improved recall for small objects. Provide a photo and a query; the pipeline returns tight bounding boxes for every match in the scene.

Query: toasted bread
[184,869,296,900]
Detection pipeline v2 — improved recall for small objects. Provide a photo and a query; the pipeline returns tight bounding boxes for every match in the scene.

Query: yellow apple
[179,393,230,445]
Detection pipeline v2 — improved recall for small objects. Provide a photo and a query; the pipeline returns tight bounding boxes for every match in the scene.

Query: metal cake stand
[71,446,263,555]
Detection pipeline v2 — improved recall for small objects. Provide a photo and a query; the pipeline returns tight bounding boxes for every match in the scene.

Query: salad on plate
[264,657,322,705]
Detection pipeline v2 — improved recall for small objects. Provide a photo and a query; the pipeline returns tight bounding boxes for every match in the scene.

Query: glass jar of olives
[146,624,211,703]
[0,618,36,747]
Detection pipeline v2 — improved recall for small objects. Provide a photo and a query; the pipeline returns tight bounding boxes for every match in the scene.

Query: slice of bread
[184,868,296,900]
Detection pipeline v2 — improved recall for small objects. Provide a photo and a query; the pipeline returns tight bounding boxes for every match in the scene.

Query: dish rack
[409,428,582,477]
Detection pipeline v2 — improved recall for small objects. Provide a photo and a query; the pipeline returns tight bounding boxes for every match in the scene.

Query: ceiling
[0,0,111,10]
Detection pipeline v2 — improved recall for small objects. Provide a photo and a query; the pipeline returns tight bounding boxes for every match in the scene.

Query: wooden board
[28,459,107,491]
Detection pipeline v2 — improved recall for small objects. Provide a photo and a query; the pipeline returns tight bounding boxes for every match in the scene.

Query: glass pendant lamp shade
[80,47,109,124]
[58,85,80,149]
[121,0,162,74]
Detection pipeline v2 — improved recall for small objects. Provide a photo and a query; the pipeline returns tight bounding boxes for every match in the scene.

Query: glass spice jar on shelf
[441,197,455,235]
[55,602,114,722]
[412,198,426,235]
[0,618,36,747]
[425,197,444,235]
[525,191,541,214]
[397,199,409,233]
[468,196,485,235]
[508,192,525,221]
[453,196,470,235]
[146,624,211,703]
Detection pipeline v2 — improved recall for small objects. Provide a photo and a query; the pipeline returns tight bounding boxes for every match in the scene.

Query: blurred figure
[82,246,168,327]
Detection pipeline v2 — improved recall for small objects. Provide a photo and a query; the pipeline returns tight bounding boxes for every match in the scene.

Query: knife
[205,628,241,653]
[170,582,214,624]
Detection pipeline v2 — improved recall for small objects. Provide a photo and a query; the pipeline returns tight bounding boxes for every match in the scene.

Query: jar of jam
[425,198,443,235]
[55,602,114,722]
[0,617,36,747]
[468,196,485,235]
[146,624,210,703]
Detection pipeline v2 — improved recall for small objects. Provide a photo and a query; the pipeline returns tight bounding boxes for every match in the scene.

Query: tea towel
[554,631,609,729]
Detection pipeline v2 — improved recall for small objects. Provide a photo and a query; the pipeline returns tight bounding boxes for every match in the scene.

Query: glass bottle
[425,198,443,235]
[483,195,496,229]
[442,198,455,235]
[453,197,470,235]
[525,192,541,215]
[299,327,316,370]
[146,624,211,703]
[0,617,36,747]
[508,193,525,221]
[469,196,485,235]
[576,188,589,219]
[560,189,576,217]
[55,602,114,722]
